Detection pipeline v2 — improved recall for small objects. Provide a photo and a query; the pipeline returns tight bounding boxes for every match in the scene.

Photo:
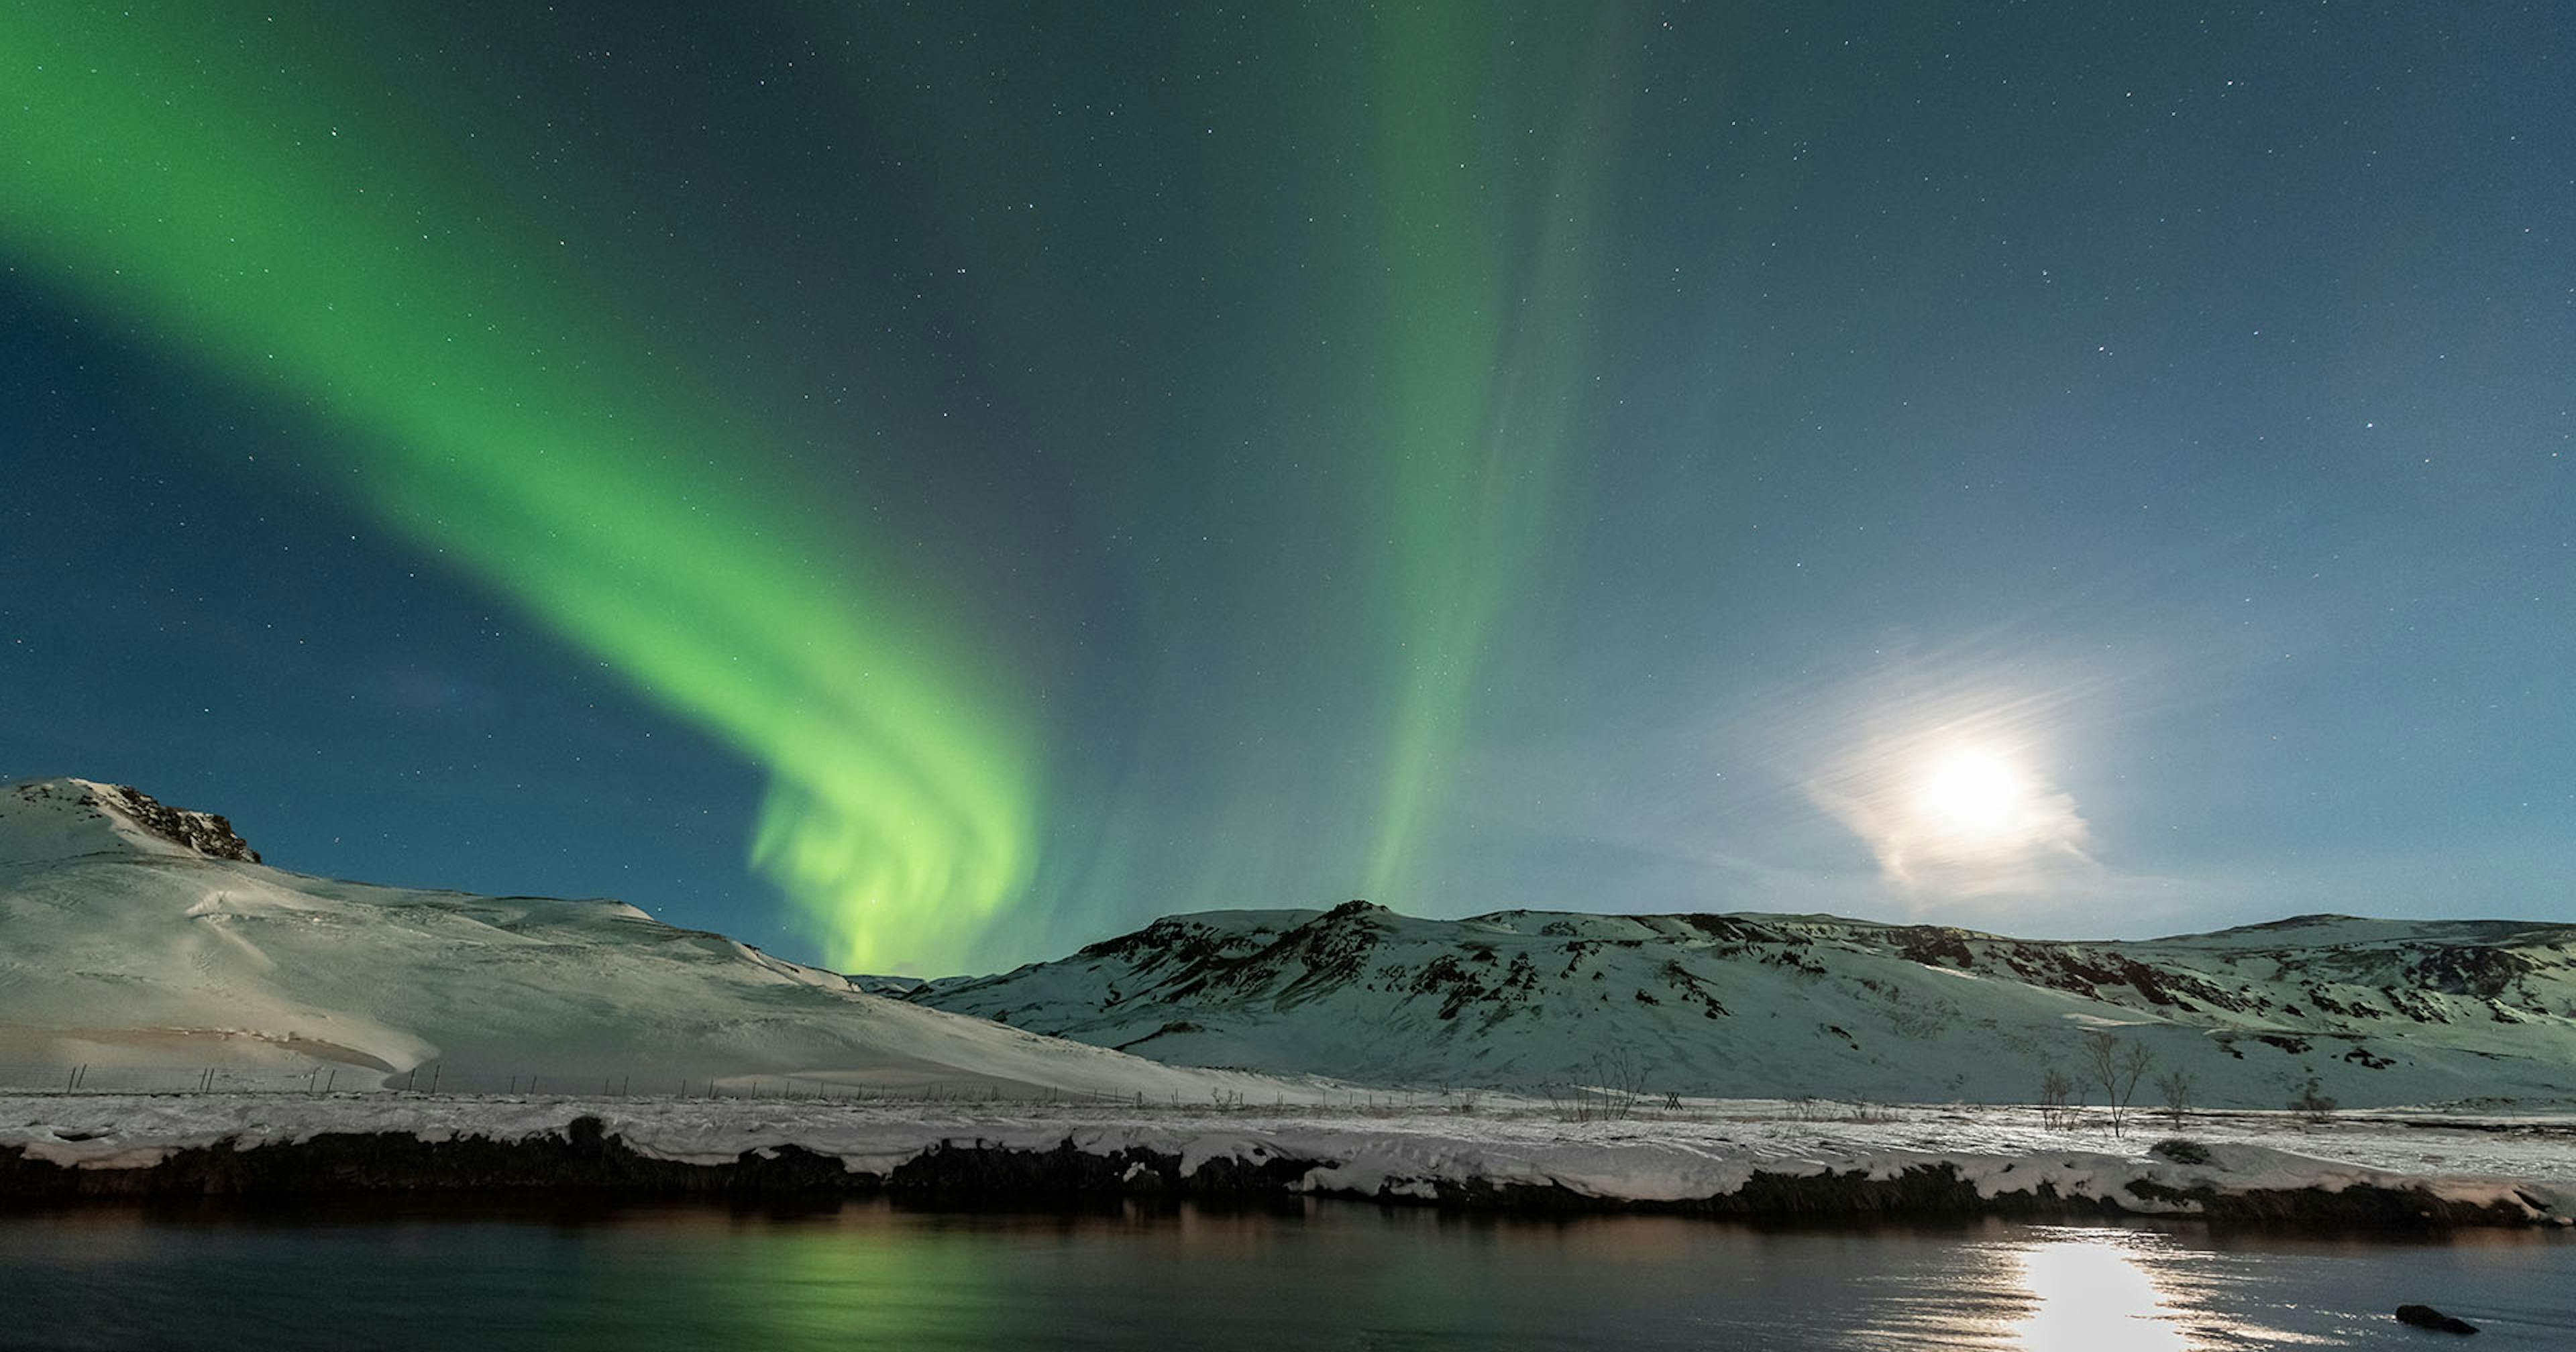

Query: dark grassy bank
[0,1116,2554,1229]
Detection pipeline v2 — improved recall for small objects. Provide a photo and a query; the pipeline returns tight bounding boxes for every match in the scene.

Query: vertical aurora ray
[1357,5,1625,899]
[0,7,1034,970]
[791,2,1636,927]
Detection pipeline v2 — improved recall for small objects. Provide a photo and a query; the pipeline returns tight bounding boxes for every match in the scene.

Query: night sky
[3,3,2569,975]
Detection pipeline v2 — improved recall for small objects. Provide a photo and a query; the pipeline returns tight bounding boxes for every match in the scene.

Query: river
[1,1200,2567,1349]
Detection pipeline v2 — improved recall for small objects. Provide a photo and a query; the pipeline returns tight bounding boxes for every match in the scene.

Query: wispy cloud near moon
[1807,733,2098,898]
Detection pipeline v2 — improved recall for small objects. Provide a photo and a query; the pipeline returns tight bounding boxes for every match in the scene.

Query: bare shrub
[1843,1098,1896,1123]
[1548,1048,1652,1123]
[2155,1068,2194,1129]
[2289,1075,2338,1125]
[2039,1067,2074,1129]
[2080,1030,2154,1137]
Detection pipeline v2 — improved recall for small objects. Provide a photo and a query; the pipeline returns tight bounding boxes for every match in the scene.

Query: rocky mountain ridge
[902,900,2576,1108]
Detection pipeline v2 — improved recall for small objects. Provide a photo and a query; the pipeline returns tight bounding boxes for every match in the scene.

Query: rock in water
[2394,1304,2478,1335]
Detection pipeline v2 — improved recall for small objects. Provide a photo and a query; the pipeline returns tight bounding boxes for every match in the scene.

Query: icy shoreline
[1,1094,2567,1227]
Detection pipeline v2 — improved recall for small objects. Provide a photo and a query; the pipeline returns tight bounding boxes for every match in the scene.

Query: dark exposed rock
[1680,915,1780,946]
[1111,1020,1204,1052]
[1985,944,2253,1012]
[2408,945,2536,1001]
[1892,926,1976,968]
[1077,915,1242,966]
[91,783,261,862]
[2394,1304,2479,1335]
[1266,904,1388,1005]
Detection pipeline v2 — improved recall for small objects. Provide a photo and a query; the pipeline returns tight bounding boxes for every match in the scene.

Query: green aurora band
[1356,5,1620,899]
[0,7,1034,972]
[811,3,1629,924]
[1,3,1627,966]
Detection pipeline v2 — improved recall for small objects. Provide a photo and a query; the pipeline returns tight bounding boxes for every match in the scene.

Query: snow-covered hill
[0,778,1293,1101]
[905,901,2576,1109]
[13,775,2568,1111]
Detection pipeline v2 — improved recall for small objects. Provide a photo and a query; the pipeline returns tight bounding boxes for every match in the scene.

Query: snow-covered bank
[3,1094,2566,1227]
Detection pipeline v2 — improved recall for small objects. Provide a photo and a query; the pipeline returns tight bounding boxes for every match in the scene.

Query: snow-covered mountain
[13,775,2568,1111]
[904,901,2576,1109]
[0,777,1289,1100]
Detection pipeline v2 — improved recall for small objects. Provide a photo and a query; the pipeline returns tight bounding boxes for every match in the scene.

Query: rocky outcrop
[92,782,261,862]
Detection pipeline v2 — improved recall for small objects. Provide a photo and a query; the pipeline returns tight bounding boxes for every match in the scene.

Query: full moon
[1913,746,2036,844]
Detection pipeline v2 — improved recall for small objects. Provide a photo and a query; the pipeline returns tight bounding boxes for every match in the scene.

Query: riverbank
[3,1094,2567,1227]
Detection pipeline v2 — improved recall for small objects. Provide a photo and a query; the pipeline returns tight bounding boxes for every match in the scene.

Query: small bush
[2149,1137,2212,1165]
[2155,1068,2194,1128]
[2038,1067,2075,1129]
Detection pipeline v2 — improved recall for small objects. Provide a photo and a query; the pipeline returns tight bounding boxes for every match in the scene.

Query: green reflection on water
[2,1202,2571,1351]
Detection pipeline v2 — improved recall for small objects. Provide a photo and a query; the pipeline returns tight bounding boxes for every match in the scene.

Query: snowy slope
[0,779,1299,1101]
[906,901,2576,1109]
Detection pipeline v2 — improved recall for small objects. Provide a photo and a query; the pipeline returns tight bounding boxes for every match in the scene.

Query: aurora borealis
[3,3,2571,973]
[0,3,1037,969]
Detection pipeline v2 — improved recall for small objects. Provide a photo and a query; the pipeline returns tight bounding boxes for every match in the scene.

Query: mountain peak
[3,777,261,864]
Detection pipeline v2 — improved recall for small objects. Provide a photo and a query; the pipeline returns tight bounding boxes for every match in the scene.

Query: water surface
[1,1200,2567,1349]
